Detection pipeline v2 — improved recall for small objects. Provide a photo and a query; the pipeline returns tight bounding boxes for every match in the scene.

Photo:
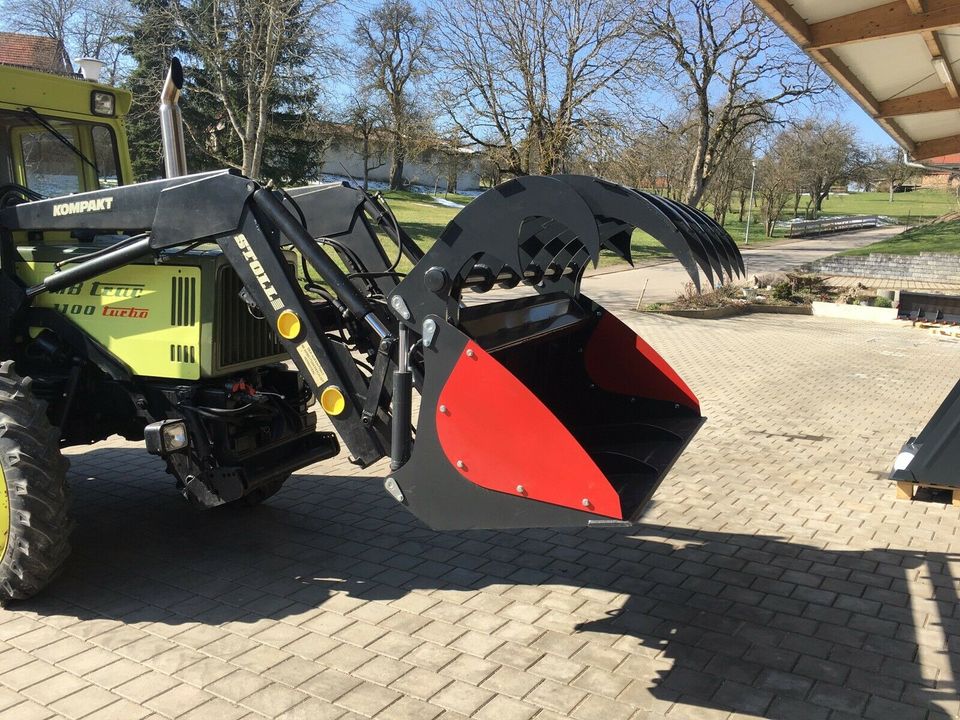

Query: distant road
[580,226,904,312]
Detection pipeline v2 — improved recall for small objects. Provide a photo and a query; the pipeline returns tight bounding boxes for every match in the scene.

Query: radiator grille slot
[170,344,196,363]
[216,268,286,369]
[170,276,197,326]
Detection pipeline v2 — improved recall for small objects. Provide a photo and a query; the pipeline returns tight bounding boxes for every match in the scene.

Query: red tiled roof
[0,32,71,73]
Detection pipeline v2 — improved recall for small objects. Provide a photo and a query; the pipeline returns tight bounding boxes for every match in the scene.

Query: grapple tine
[634,190,719,287]
[658,197,736,283]
[550,175,705,291]
[597,223,635,266]
[518,220,584,280]
[686,204,745,277]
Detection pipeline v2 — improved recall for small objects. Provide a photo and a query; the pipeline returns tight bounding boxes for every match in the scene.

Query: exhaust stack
[159,58,188,178]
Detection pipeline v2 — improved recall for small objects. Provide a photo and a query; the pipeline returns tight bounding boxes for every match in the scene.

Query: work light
[91,91,115,117]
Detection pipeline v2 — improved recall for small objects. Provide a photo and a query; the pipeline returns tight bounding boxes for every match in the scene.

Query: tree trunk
[362,135,370,191]
[389,131,405,190]
[683,111,710,206]
[389,156,404,190]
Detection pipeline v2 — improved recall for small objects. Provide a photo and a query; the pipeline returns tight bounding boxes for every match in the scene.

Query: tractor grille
[171,276,197,327]
[215,268,287,370]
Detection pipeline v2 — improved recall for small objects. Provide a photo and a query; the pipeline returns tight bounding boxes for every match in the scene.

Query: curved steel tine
[521,219,583,275]
[598,222,634,265]
[634,189,717,288]
[685,204,745,277]
[657,196,735,283]
[675,201,738,280]
[551,175,705,291]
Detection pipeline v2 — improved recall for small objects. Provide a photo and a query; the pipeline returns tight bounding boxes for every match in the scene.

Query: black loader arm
[0,171,393,467]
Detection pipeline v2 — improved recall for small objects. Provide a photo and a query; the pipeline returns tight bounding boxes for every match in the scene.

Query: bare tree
[642,0,833,206]
[704,141,752,225]
[432,0,648,177]
[345,96,388,191]
[798,120,865,217]
[72,0,128,81]
[3,0,77,50]
[2,0,128,80]
[355,0,432,190]
[869,145,919,202]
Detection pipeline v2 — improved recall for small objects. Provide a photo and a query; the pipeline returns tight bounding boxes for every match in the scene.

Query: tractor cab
[0,64,132,207]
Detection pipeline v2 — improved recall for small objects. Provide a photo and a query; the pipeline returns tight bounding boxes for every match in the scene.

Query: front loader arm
[0,171,396,467]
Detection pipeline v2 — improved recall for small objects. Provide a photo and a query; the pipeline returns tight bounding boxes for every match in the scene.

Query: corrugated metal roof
[753,1,960,163]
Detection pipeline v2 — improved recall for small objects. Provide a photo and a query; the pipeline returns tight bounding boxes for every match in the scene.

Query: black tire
[0,361,71,602]
[229,475,288,507]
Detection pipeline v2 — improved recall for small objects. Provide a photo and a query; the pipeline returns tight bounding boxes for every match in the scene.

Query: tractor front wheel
[0,362,71,602]
[230,475,288,507]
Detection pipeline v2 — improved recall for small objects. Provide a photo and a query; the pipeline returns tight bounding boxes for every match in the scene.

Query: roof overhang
[753,0,960,164]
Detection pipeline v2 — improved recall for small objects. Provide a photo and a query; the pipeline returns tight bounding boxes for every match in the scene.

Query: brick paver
[2,312,960,719]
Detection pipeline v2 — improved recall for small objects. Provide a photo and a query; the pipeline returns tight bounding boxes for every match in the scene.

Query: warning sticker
[296,343,328,387]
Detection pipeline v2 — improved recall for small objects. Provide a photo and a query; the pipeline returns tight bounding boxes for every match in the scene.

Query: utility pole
[745,159,757,244]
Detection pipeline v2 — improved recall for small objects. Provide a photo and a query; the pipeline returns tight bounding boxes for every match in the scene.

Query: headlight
[145,420,190,456]
[91,91,115,117]
[161,421,189,452]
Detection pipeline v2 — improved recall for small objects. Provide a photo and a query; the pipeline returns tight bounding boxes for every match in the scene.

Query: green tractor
[0,57,743,601]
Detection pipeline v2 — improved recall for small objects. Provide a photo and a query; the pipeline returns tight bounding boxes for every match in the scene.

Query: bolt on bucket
[386,175,743,530]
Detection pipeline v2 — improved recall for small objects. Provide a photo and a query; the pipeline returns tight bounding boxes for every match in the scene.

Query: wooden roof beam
[878,87,960,117]
[753,0,918,155]
[915,133,960,159]
[751,0,811,45]
[923,30,959,98]
[808,0,960,50]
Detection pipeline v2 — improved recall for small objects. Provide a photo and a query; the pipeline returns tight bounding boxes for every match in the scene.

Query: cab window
[19,124,83,196]
[92,125,119,189]
[0,110,123,197]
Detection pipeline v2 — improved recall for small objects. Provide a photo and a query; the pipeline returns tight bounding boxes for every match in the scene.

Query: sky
[336,0,900,153]
[840,103,898,148]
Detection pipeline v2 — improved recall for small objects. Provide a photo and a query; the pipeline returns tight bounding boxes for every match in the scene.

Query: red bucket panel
[434,340,623,519]
[584,312,699,411]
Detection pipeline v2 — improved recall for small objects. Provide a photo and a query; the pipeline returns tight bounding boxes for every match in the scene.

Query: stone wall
[806,252,960,283]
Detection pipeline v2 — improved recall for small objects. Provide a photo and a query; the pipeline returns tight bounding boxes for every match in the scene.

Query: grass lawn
[818,189,957,224]
[838,220,960,256]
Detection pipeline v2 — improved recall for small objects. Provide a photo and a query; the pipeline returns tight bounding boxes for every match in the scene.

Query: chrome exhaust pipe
[159,58,188,178]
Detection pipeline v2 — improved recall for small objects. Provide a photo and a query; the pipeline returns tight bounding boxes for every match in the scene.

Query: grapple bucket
[387,175,743,530]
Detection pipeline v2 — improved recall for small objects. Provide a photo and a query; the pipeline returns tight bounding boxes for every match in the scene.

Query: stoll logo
[52,197,114,217]
[102,306,149,319]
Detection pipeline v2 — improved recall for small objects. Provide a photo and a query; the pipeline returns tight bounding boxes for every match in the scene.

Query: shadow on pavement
[20,447,960,719]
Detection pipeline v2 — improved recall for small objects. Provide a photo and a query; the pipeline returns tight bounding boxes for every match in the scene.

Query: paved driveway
[581,226,903,312]
[1,312,960,720]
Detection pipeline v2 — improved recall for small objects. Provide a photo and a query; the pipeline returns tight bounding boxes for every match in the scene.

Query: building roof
[753,1,960,164]
[0,32,72,75]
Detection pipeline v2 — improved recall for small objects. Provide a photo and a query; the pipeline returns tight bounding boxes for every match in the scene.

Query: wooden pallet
[915,321,960,338]
[896,481,960,506]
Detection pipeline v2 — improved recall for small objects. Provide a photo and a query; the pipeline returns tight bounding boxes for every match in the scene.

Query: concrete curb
[811,301,899,323]
[642,303,812,319]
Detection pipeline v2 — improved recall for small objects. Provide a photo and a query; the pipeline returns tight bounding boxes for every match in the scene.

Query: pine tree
[122,0,330,183]
[121,0,187,181]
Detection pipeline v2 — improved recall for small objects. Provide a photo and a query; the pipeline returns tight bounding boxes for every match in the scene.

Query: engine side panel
[17,259,203,380]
